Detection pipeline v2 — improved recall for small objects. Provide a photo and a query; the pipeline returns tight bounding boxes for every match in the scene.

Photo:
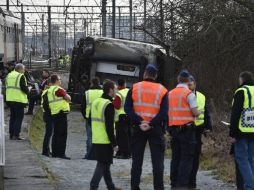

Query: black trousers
[115,114,131,156]
[90,162,115,190]
[52,112,68,157]
[189,127,203,187]
[9,104,24,137]
[42,112,54,155]
[170,127,197,188]
[131,127,165,190]
[27,94,40,113]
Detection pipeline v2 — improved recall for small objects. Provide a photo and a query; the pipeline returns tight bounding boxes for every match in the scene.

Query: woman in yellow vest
[230,71,254,190]
[6,63,29,140]
[89,80,121,190]
[188,75,212,189]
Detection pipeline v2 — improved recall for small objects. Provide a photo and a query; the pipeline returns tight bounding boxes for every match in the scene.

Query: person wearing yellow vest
[125,64,168,190]
[113,79,131,159]
[48,74,71,160]
[81,77,103,159]
[6,63,29,140]
[168,70,200,189]
[188,75,212,189]
[89,80,121,190]
[41,81,54,157]
[230,71,254,190]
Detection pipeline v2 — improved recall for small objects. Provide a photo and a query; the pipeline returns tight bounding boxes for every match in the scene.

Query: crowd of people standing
[4,62,254,190]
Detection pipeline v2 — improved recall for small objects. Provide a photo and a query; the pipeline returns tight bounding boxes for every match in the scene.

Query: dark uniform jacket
[89,93,116,164]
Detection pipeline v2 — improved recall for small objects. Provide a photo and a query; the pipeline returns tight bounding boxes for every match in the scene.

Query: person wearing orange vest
[168,70,200,189]
[125,64,168,190]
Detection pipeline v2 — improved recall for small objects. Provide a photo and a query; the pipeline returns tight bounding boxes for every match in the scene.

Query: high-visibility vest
[47,85,70,115]
[235,85,254,133]
[85,89,103,118]
[115,88,129,122]
[195,91,206,126]
[91,97,111,144]
[132,81,167,122]
[168,87,195,126]
[41,89,49,113]
[6,70,28,104]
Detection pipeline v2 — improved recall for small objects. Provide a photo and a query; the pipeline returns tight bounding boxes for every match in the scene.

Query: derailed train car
[68,36,180,103]
[0,8,22,79]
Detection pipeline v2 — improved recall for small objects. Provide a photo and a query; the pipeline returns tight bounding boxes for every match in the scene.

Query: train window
[117,65,136,72]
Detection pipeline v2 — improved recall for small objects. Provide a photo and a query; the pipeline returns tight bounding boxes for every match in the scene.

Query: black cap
[145,64,158,74]
[179,70,190,78]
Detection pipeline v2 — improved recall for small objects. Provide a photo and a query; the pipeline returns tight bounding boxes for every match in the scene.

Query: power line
[9,0,35,33]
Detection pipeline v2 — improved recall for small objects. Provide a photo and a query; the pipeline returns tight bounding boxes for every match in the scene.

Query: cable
[9,0,36,33]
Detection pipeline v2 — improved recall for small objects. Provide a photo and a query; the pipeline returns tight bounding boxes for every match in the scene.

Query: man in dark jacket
[230,71,254,190]
[26,70,50,115]
[89,80,121,190]
[125,64,168,190]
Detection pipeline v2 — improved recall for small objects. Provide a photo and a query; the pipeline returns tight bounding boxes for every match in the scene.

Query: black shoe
[16,136,25,140]
[188,184,197,189]
[42,152,52,157]
[25,112,33,115]
[60,155,71,160]
[11,136,25,140]
[116,154,130,159]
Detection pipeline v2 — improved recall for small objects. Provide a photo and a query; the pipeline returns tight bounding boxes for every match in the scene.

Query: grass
[165,133,236,184]
[28,108,59,187]
[29,108,45,151]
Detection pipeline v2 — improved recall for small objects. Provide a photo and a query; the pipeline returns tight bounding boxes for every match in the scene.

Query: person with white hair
[5,63,29,140]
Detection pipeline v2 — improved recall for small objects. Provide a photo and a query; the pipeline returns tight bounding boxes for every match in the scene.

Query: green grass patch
[29,108,45,151]
[29,108,59,187]
[165,134,235,184]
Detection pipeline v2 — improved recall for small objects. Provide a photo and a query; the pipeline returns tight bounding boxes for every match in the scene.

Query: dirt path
[39,111,236,190]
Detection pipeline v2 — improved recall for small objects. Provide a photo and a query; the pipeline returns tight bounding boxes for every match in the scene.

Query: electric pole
[129,0,133,40]
[74,13,76,46]
[6,0,9,10]
[144,0,147,41]
[48,6,51,67]
[160,0,164,41]
[21,4,25,58]
[42,14,44,54]
[112,0,116,38]
[102,0,107,37]
[35,19,37,52]
[118,7,121,38]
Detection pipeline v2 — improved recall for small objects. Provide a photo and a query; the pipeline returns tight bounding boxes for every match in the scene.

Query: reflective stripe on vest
[132,81,167,122]
[195,91,206,126]
[235,86,254,133]
[41,89,48,112]
[47,85,70,115]
[85,89,103,118]
[168,87,194,126]
[6,70,28,104]
[115,88,129,122]
[91,98,111,144]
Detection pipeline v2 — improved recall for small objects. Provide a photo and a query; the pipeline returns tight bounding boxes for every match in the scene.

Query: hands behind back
[140,121,152,132]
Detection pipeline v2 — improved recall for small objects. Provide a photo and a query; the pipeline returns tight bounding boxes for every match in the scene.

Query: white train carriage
[0,8,22,65]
